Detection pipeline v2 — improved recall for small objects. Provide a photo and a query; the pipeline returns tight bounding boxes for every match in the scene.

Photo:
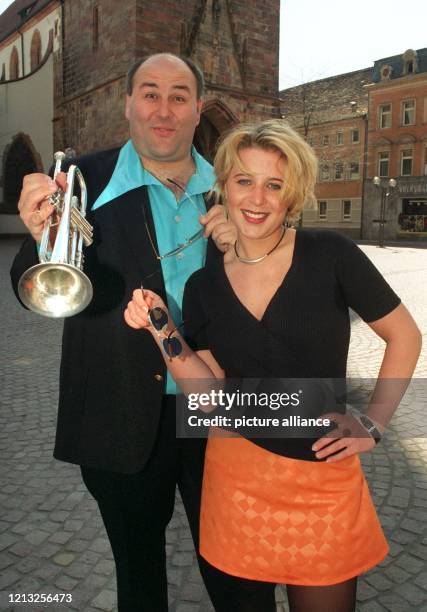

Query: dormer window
[402,49,418,75]
[380,65,392,80]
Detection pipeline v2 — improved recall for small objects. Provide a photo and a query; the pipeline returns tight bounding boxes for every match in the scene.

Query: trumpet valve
[49,189,65,212]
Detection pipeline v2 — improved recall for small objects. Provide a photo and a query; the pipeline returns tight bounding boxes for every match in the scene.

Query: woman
[124,120,421,612]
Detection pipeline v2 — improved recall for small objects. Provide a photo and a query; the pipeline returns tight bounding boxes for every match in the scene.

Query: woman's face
[224,147,288,241]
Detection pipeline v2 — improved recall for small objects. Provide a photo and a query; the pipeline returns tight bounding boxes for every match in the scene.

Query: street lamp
[372,176,398,248]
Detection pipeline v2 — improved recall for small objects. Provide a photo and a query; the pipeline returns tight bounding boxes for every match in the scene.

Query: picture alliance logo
[187,389,303,411]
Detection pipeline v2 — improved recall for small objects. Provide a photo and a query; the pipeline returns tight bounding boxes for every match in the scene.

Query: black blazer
[10,147,217,473]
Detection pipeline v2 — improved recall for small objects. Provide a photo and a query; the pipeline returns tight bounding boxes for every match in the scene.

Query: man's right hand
[18,173,67,242]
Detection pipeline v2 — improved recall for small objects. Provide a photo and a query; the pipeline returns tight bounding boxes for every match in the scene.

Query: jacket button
[154,374,164,382]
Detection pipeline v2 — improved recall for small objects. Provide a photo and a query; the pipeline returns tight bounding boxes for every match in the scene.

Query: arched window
[0,64,5,82]
[2,134,40,214]
[30,29,42,71]
[194,101,238,162]
[9,46,19,80]
[402,49,418,76]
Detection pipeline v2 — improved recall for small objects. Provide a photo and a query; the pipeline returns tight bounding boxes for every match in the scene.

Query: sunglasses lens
[149,307,168,331]
[162,336,183,358]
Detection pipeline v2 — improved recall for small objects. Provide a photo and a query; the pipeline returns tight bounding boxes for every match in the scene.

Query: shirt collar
[92,140,214,210]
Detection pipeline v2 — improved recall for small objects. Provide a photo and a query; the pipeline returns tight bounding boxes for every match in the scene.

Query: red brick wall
[55,0,280,155]
[367,75,427,178]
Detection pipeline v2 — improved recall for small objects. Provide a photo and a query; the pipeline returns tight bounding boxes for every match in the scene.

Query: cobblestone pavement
[1,238,426,612]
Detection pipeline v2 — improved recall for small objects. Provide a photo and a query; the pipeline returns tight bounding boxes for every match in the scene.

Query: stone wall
[56,0,281,155]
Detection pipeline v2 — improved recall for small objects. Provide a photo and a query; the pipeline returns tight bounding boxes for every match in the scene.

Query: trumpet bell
[18,262,93,318]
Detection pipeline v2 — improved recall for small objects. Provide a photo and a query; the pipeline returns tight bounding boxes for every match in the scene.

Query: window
[320,164,330,181]
[380,65,392,80]
[342,200,352,221]
[424,147,427,175]
[402,100,415,126]
[349,162,360,180]
[336,132,343,145]
[335,162,343,180]
[318,201,327,220]
[30,30,42,71]
[9,46,19,80]
[351,129,359,144]
[322,135,329,146]
[378,152,389,177]
[379,104,392,128]
[403,50,418,75]
[401,150,413,176]
[92,6,99,51]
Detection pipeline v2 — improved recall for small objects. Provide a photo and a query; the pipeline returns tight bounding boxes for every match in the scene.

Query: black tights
[286,579,357,612]
[201,559,357,612]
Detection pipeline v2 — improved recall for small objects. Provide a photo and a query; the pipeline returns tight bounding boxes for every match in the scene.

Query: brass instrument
[18,151,93,318]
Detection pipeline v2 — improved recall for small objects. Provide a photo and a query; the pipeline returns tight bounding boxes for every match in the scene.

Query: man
[10,53,234,611]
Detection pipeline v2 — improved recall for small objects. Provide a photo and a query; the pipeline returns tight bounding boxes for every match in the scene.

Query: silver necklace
[234,226,287,264]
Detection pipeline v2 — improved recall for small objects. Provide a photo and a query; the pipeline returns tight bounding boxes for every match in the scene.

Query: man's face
[125,56,202,163]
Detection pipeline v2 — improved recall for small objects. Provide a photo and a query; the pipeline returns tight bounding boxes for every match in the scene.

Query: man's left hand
[312,412,376,463]
[200,205,236,253]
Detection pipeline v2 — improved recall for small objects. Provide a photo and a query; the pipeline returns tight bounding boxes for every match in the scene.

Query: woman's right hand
[124,288,166,331]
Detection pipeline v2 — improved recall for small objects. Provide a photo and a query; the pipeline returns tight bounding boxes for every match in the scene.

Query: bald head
[126,54,204,99]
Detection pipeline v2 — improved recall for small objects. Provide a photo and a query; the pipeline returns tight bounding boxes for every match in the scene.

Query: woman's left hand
[312,412,376,462]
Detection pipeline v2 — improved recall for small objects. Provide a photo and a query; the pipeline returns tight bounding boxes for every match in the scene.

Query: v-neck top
[183,230,401,460]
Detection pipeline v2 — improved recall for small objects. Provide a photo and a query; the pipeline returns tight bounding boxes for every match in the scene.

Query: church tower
[55,0,280,159]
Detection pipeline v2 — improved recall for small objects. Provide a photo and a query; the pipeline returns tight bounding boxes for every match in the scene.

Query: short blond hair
[213,119,318,222]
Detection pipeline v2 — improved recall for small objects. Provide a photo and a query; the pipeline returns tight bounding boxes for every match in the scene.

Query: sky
[279,0,427,89]
[0,0,426,89]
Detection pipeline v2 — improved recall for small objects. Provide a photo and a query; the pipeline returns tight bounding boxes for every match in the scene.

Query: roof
[280,67,373,127]
[373,47,427,82]
[0,0,54,44]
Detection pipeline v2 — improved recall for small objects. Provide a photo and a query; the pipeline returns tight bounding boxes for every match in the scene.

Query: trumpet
[18,151,93,318]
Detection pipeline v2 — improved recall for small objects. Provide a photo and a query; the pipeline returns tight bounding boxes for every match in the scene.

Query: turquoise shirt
[93,140,215,394]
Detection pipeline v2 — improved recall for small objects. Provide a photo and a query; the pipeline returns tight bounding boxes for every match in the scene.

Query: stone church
[57,0,280,158]
[0,0,280,234]
[0,0,280,232]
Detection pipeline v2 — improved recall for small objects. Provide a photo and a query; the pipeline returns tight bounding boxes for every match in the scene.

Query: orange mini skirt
[200,436,388,585]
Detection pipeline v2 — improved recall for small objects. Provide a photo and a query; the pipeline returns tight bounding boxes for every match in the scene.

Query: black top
[183,230,401,461]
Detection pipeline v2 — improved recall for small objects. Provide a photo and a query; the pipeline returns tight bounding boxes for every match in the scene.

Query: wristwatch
[358,415,382,443]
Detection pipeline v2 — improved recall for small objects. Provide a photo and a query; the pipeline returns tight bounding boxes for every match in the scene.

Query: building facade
[363,48,427,241]
[0,0,60,233]
[280,69,371,237]
[281,50,427,242]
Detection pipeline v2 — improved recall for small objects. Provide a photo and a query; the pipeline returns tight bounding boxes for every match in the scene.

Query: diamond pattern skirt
[200,436,388,585]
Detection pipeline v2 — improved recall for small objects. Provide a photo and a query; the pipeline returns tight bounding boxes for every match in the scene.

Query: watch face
[360,415,381,439]
[360,415,373,430]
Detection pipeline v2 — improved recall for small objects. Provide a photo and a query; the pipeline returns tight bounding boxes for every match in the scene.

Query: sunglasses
[148,306,184,359]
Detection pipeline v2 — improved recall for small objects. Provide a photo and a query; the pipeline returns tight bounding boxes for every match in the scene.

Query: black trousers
[81,395,207,612]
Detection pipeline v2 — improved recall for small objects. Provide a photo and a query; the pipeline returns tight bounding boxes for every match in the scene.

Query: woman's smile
[240,209,270,224]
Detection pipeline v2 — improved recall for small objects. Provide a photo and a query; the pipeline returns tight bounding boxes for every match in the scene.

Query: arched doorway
[2,134,42,213]
[193,100,238,163]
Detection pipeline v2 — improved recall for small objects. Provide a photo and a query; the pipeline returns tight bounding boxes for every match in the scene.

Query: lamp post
[372,176,398,248]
